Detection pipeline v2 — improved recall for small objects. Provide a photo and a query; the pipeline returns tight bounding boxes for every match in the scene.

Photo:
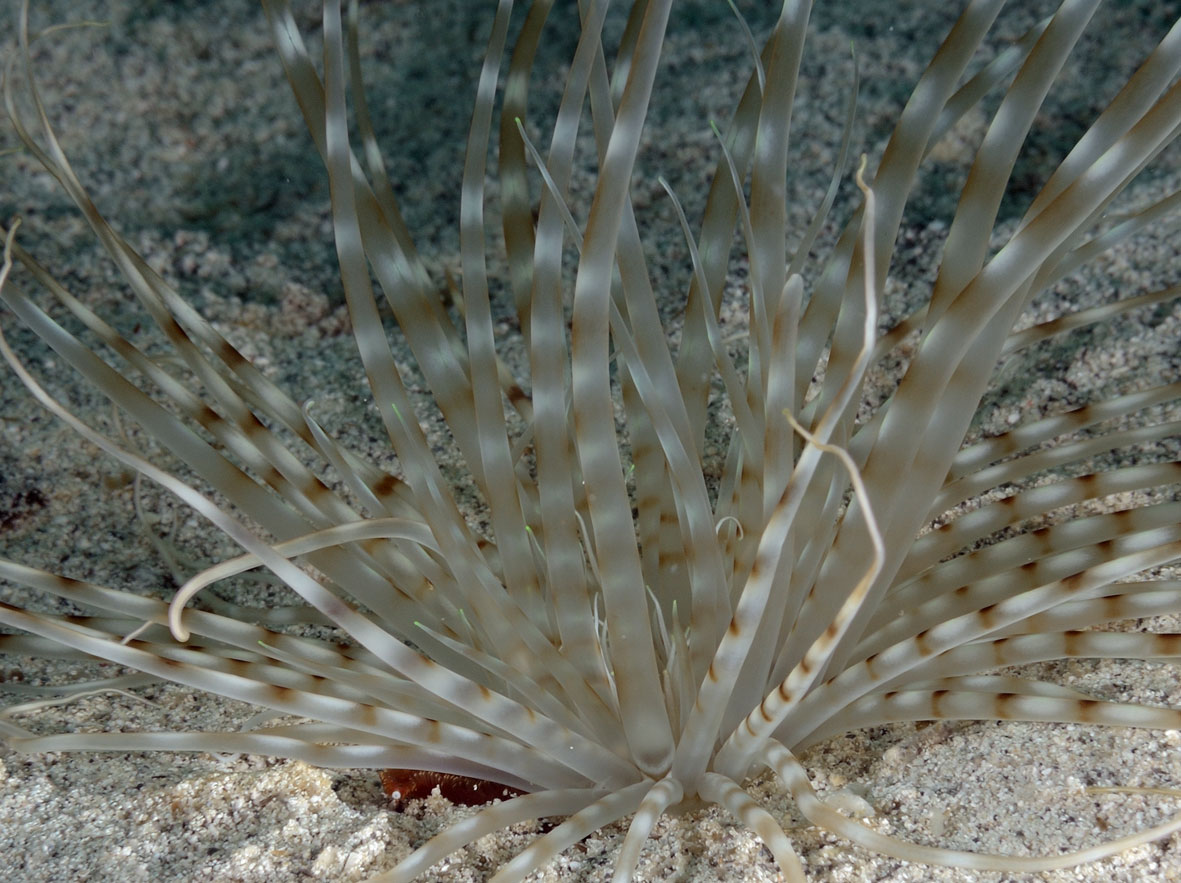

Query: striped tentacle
[796,0,1008,419]
[774,0,1097,686]
[0,557,610,755]
[895,461,1180,588]
[697,771,806,883]
[0,323,638,788]
[567,0,677,775]
[504,0,615,703]
[947,382,1180,480]
[868,628,1181,697]
[0,600,597,790]
[612,777,684,883]
[931,421,1180,518]
[764,739,1181,871]
[455,0,550,636]
[780,529,1181,749]
[0,269,443,637]
[824,11,1181,680]
[0,557,467,705]
[1002,282,1181,356]
[882,674,1095,700]
[4,726,541,791]
[317,0,615,730]
[262,1,490,486]
[989,581,1181,636]
[370,788,605,883]
[807,688,1181,747]
[486,782,652,883]
[859,504,1181,661]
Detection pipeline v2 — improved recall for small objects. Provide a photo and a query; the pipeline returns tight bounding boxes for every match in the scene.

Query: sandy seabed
[1,1,1179,880]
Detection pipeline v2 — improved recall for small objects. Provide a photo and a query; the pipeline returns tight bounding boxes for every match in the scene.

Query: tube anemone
[1,1,1179,880]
